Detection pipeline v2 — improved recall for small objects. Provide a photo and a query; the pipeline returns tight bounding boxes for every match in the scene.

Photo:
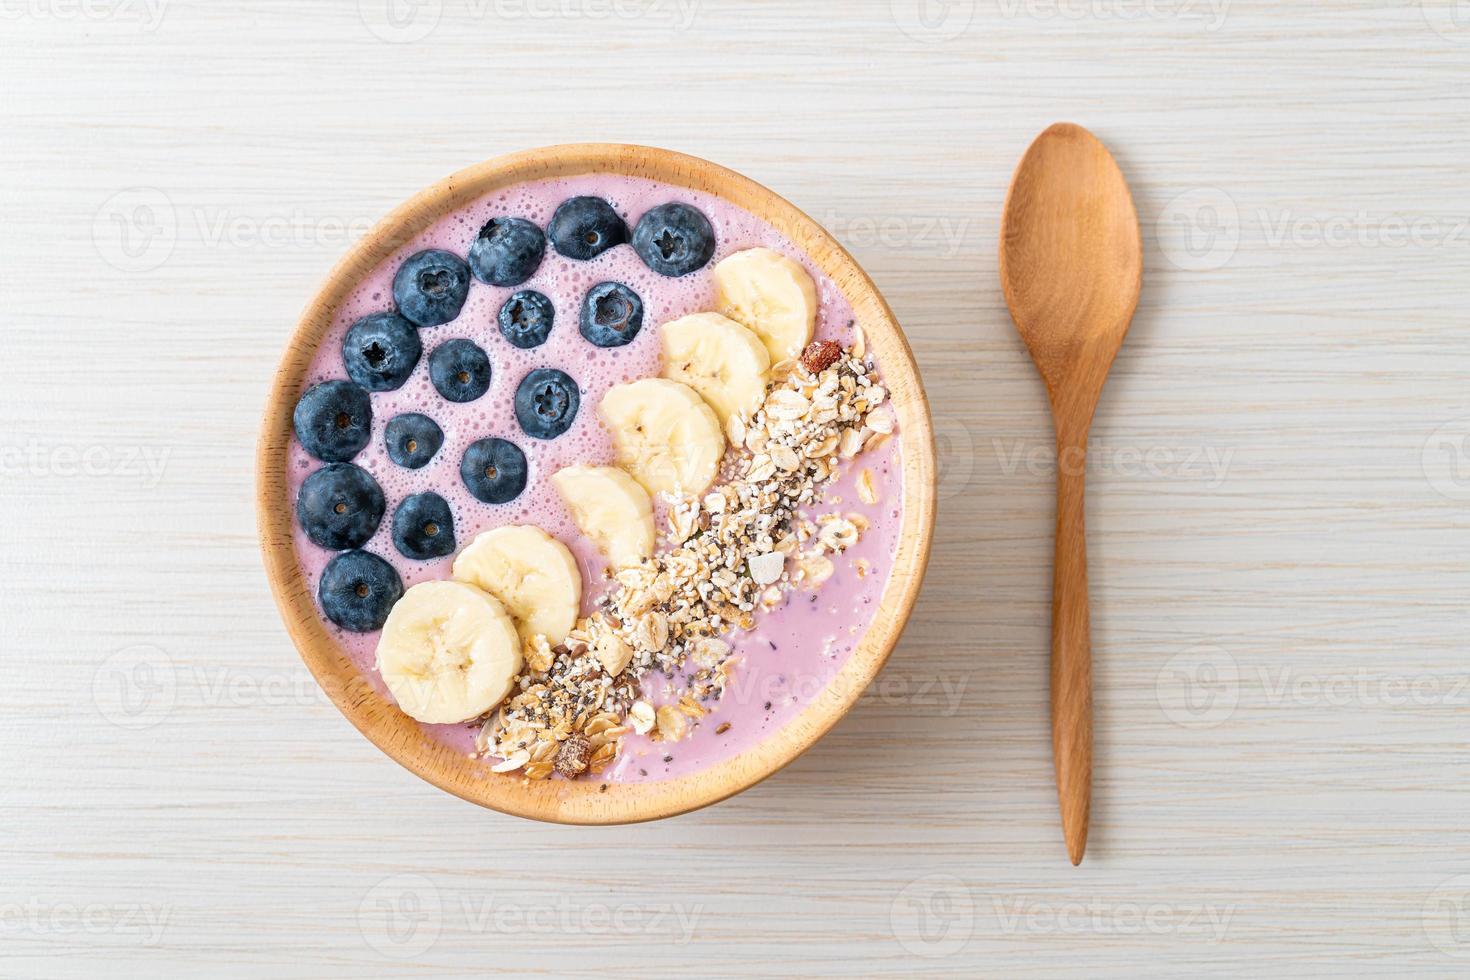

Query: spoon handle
[1052,428,1093,866]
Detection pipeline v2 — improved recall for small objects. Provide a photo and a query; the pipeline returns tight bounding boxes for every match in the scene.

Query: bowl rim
[256,143,936,824]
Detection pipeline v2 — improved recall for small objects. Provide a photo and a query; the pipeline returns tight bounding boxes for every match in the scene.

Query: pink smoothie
[287,173,904,782]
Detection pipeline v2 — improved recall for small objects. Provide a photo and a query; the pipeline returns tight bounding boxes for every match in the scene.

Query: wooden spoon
[999,123,1142,866]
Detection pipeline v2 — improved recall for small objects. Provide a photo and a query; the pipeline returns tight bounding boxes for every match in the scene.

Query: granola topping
[800,340,842,374]
[555,735,592,777]
[477,345,892,779]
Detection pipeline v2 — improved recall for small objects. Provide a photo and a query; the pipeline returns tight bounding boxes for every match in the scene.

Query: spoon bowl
[999,123,1142,864]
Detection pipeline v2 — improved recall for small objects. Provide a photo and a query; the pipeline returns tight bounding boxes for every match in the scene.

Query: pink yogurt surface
[287,173,904,783]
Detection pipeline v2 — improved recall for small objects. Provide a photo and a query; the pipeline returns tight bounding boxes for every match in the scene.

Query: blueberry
[579,282,644,348]
[296,462,386,550]
[460,437,528,504]
[468,217,546,287]
[548,196,628,261]
[428,338,492,403]
[392,249,471,327]
[498,290,555,349]
[514,368,580,440]
[342,312,422,392]
[632,202,716,277]
[384,412,444,469]
[293,380,372,462]
[318,550,402,633]
[391,492,456,561]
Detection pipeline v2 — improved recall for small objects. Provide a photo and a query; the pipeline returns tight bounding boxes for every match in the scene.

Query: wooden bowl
[256,144,936,823]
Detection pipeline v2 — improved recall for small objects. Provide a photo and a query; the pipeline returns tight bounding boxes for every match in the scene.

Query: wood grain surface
[4,2,1470,976]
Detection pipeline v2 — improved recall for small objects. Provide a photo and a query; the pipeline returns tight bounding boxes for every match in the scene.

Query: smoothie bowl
[257,145,935,822]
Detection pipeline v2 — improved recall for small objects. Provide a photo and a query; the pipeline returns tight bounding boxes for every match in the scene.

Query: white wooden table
[5,2,1470,975]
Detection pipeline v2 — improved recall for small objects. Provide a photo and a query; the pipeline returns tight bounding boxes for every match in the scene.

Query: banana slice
[712,247,819,362]
[600,378,725,499]
[660,312,771,427]
[551,465,655,571]
[375,580,522,725]
[452,525,582,646]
